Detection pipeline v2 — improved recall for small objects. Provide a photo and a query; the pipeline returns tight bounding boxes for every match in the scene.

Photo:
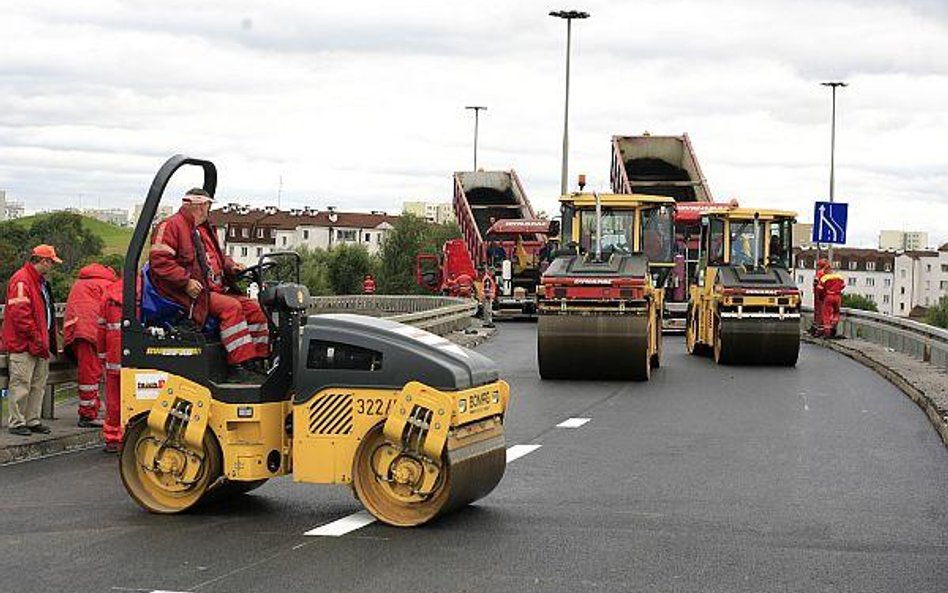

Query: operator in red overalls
[810,258,829,336]
[815,261,845,338]
[149,188,268,369]
[97,278,124,452]
[362,274,376,295]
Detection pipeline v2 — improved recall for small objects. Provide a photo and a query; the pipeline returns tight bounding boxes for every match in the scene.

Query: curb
[803,334,948,448]
[0,429,103,465]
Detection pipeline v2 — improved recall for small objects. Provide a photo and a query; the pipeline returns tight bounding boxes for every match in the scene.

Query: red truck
[416,170,554,317]
[610,133,715,331]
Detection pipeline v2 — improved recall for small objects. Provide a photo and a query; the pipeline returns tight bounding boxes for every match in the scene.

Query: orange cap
[32,244,63,264]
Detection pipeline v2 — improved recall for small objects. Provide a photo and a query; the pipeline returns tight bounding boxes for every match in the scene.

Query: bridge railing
[802,307,948,369]
[0,296,477,422]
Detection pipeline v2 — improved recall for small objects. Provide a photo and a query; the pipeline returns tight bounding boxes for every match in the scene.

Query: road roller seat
[294,314,499,405]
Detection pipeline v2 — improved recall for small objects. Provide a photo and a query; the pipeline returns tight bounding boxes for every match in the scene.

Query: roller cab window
[641,205,675,264]
[729,220,762,267]
[705,218,726,267]
[768,219,792,269]
[579,209,634,255]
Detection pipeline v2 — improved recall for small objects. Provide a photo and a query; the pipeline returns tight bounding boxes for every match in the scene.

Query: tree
[326,244,375,295]
[377,214,462,294]
[841,293,878,312]
[27,212,104,276]
[296,246,333,296]
[926,296,948,329]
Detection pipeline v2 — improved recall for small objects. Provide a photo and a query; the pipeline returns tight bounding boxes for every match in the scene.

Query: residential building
[83,207,130,227]
[209,203,399,267]
[403,201,455,224]
[131,203,174,226]
[879,230,929,251]
[793,245,948,318]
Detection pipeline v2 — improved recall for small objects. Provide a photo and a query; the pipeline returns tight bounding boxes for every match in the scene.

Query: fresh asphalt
[2,322,946,593]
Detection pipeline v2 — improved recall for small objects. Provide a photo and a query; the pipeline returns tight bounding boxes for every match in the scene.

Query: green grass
[12,213,132,255]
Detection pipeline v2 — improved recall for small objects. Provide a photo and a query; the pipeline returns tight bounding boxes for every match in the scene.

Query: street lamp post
[821,81,847,261]
[465,105,487,170]
[550,9,589,196]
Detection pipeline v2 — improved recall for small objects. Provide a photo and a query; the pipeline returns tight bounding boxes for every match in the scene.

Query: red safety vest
[2,263,53,358]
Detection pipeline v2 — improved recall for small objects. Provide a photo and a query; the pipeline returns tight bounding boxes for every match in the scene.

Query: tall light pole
[465,105,487,170]
[550,9,589,196]
[821,81,847,261]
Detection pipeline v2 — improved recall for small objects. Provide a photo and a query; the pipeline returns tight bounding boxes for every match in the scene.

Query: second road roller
[117,156,509,527]
[685,203,801,365]
[537,180,676,380]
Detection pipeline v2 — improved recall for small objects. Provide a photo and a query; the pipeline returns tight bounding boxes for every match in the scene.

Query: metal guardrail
[802,307,948,369]
[0,297,477,422]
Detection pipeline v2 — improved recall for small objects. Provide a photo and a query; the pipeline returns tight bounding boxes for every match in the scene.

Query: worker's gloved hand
[186,279,204,299]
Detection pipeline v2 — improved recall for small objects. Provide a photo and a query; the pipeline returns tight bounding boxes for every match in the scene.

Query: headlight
[458,399,467,413]
[492,391,500,404]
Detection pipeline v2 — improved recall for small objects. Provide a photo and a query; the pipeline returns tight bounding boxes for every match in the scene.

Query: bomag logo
[467,391,492,411]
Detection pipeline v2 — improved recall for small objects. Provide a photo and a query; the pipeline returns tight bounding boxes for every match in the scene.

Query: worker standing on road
[97,278,125,453]
[810,258,830,336]
[2,245,61,437]
[149,188,268,371]
[481,266,496,329]
[362,274,376,295]
[816,261,845,338]
[64,263,117,428]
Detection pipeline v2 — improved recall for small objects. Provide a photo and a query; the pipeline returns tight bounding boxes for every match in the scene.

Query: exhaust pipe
[595,191,602,262]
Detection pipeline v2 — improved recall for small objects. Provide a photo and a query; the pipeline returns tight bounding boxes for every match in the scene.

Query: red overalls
[64,263,117,421]
[817,272,845,337]
[199,227,269,364]
[97,280,124,447]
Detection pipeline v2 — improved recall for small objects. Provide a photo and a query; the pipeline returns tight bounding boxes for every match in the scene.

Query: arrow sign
[811,201,848,245]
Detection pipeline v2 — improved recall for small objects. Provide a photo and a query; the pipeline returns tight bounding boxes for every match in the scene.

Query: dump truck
[685,204,801,365]
[537,187,676,381]
[119,155,510,527]
[611,133,714,331]
[417,171,550,317]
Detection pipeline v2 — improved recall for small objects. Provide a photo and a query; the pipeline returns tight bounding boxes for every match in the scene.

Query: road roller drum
[537,313,650,380]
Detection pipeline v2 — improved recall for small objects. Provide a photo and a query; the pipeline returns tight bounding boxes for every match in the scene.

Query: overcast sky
[2,0,947,247]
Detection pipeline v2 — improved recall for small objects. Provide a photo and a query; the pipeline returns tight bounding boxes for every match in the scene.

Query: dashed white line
[556,417,590,428]
[304,443,543,537]
[304,510,376,537]
[505,444,542,463]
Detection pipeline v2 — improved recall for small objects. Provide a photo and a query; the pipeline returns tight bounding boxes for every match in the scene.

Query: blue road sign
[812,201,848,245]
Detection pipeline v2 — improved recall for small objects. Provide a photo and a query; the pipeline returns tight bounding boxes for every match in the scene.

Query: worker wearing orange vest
[481,267,496,328]
[815,262,845,338]
[362,274,376,295]
[96,279,125,452]
[810,258,830,336]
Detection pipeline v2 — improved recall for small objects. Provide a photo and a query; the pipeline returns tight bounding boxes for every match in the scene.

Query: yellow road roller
[685,204,801,365]
[536,185,676,380]
[118,156,509,526]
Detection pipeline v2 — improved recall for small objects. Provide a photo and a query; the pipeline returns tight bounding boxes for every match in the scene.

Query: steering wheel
[235,260,279,283]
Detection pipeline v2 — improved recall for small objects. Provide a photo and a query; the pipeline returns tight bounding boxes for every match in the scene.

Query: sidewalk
[0,398,104,465]
[804,334,948,448]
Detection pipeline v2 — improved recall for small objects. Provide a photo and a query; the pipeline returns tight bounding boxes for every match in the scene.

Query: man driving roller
[149,188,269,374]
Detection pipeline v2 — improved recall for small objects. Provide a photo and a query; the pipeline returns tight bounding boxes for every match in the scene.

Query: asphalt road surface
[2,322,947,593]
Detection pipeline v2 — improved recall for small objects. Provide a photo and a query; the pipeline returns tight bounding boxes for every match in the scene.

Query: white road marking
[556,417,590,428]
[304,443,542,537]
[506,444,542,463]
[304,510,376,537]
[802,395,809,411]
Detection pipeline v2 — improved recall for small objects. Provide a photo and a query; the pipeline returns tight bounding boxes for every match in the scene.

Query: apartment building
[879,230,929,251]
[403,201,455,224]
[793,245,948,317]
[210,204,399,266]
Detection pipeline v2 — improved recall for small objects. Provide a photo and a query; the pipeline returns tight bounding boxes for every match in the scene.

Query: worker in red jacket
[149,188,268,371]
[810,258,830,336]
[2,245,60,436]
[362,274,376,295]
[97,279,125,452]
[816,263,845,338]
[64,263,118,428]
